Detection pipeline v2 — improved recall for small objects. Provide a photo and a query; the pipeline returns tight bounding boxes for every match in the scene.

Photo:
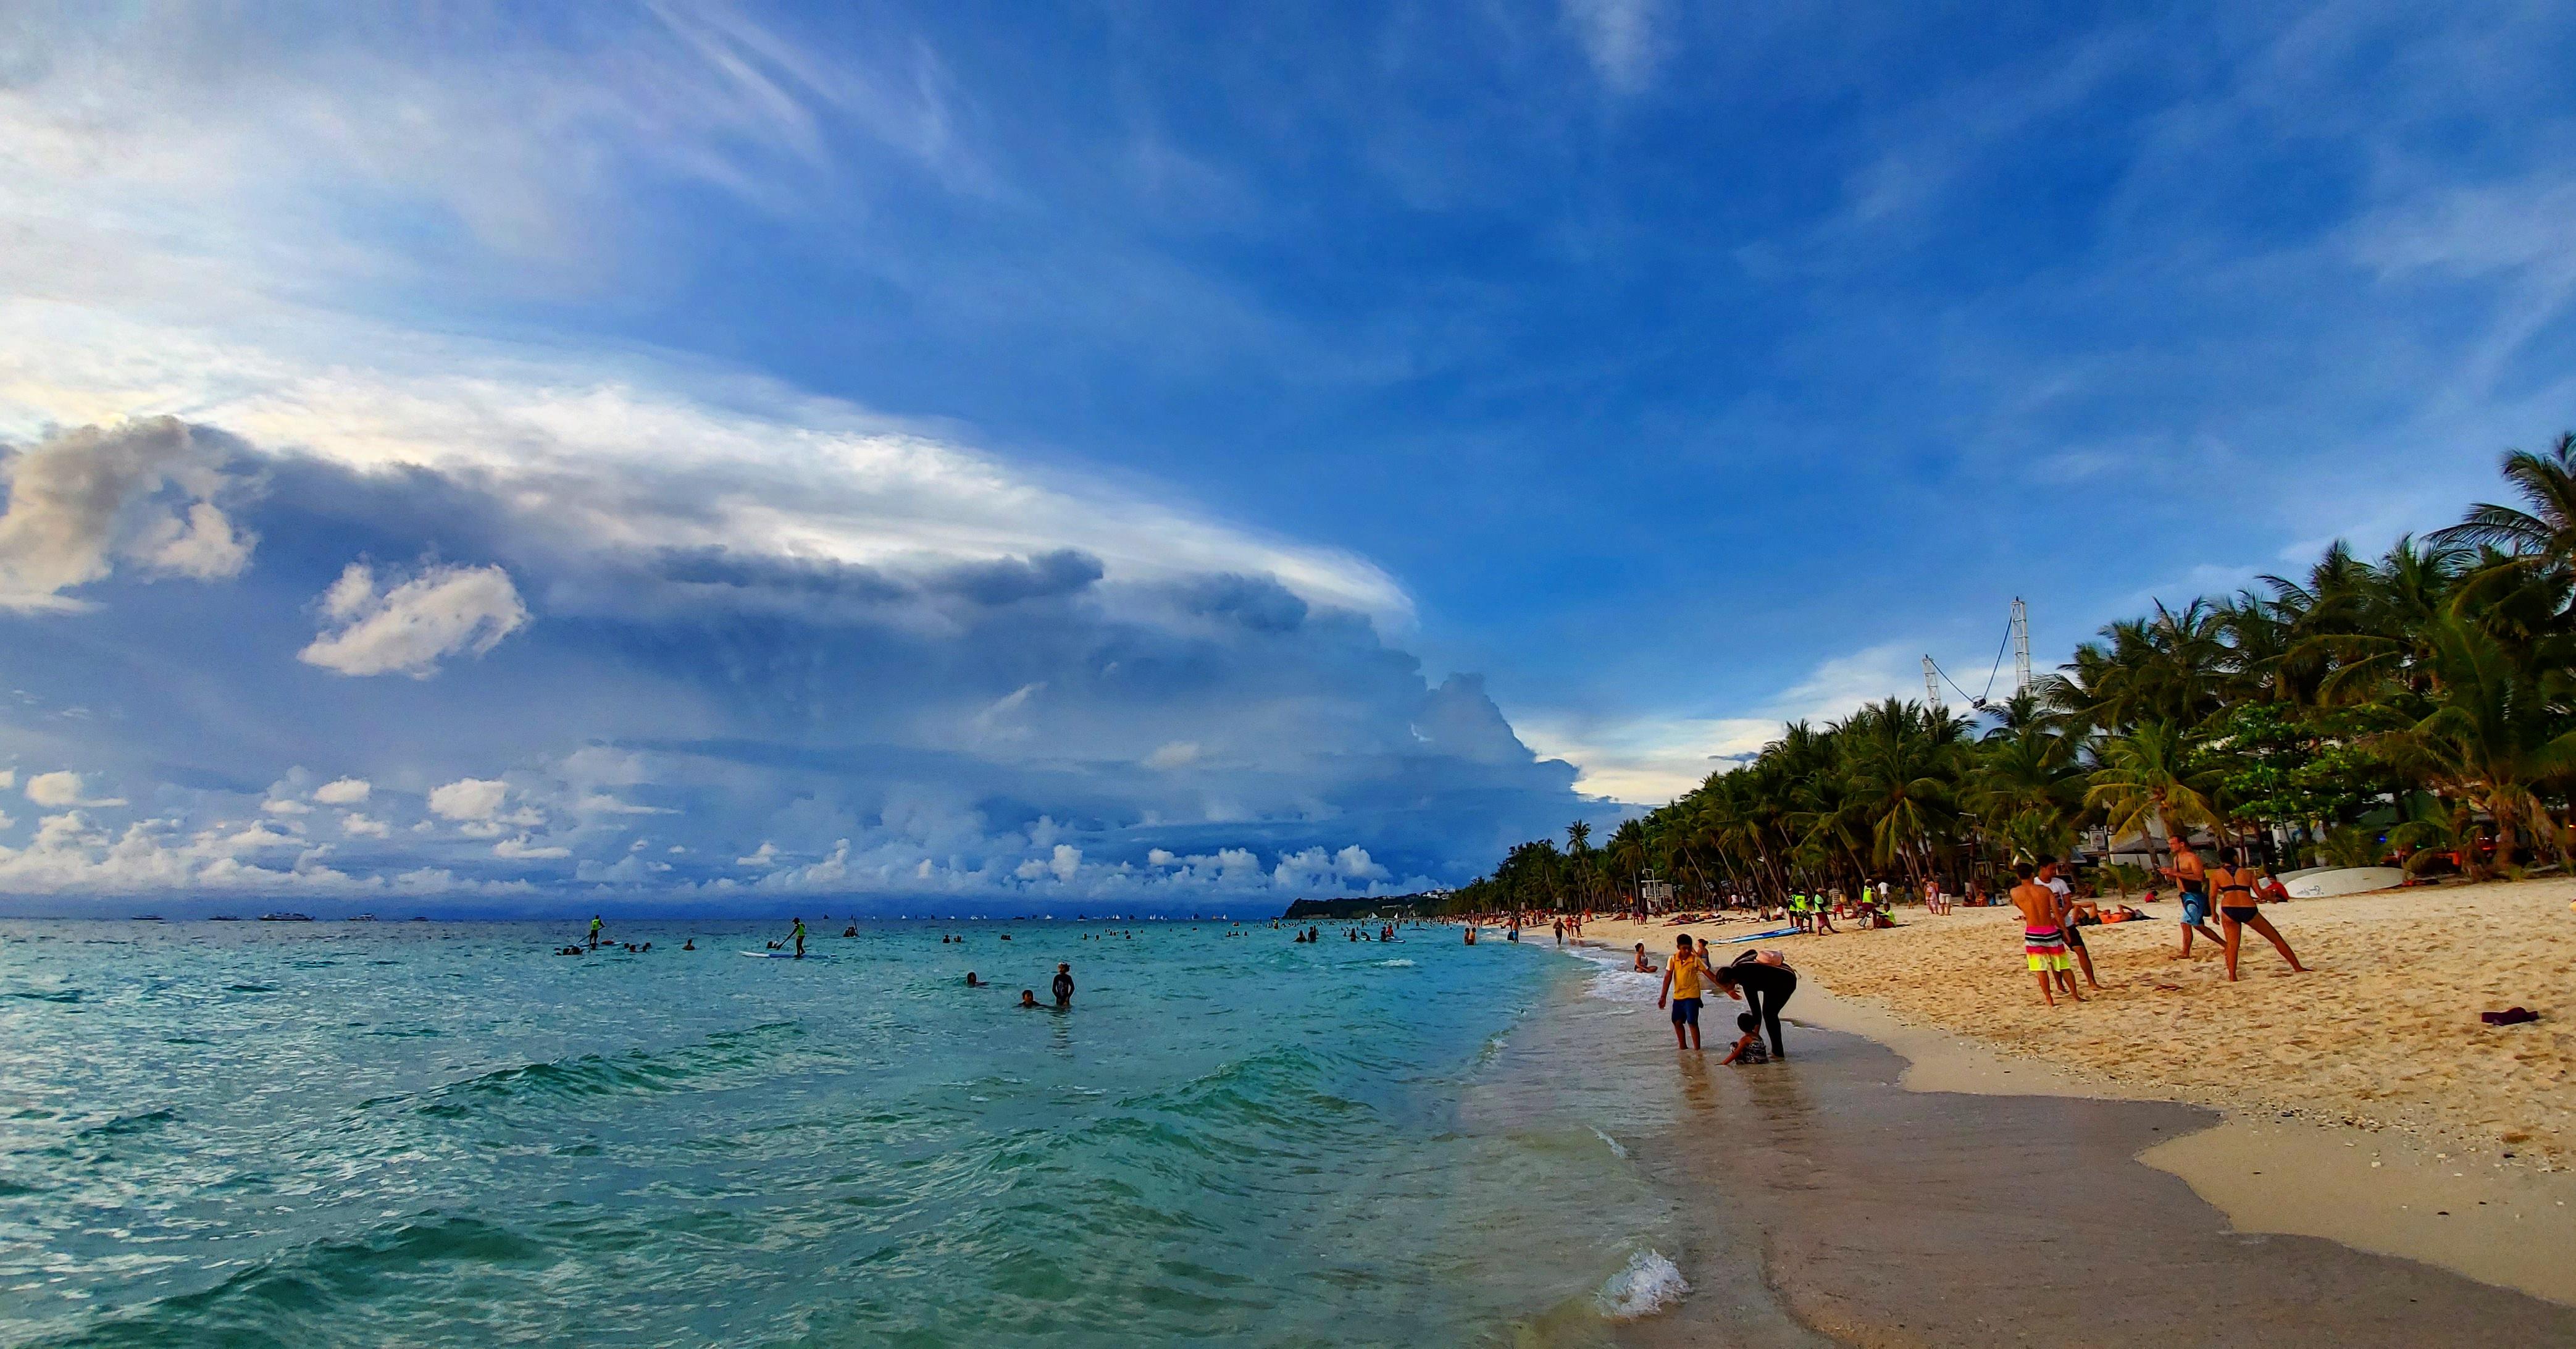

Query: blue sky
[2,1,2573,912]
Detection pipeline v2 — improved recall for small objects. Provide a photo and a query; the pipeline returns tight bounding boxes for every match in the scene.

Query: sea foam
[1595,1249,1689,1321]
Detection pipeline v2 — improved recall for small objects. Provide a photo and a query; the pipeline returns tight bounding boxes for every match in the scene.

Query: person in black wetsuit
[1052,962,1074,1007]
[1708,954,1797,1061]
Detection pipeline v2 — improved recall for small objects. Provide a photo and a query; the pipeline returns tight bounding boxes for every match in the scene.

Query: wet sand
[1618,1021,2576,1347]
[1492,933,2576,1346]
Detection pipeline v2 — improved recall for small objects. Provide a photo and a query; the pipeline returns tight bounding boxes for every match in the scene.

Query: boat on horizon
[257,912,314,922]
[209,915,241,922]
[132,915,165,921]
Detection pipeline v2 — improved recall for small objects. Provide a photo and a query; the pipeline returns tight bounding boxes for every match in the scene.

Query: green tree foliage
[1438,432,2576,912]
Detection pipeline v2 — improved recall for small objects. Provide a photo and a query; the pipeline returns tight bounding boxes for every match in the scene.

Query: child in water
[1718,1011,1770,1065]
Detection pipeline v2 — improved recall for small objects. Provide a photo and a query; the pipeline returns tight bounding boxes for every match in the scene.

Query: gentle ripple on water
[0,920,1681,1347]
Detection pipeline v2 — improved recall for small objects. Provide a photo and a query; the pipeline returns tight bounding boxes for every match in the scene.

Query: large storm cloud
[0,413,1599,912]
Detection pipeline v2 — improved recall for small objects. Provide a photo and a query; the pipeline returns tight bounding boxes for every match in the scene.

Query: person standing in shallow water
[1052,962,1074,1006]
[1657,934,1710,1050]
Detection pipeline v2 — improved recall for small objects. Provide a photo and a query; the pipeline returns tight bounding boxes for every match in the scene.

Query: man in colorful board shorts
[2010,862,2082,1007]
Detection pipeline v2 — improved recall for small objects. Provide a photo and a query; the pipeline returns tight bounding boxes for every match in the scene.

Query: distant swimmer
[1463,927,1476,946]
[682,938,695,951]
[1019,989,1039,1007]
[1052,962,1074,1007]
[842,924,858,938]
[965,971,981,986]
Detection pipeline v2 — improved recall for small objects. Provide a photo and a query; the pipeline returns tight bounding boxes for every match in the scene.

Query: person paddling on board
[588,914,604,951]
[787,917,807,959]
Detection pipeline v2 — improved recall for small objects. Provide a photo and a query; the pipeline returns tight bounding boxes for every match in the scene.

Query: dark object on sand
[2480,1007,2541,1026]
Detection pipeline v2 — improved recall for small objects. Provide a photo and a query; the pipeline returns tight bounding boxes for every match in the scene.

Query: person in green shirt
[588,915,604,950]
[787,917,807,959]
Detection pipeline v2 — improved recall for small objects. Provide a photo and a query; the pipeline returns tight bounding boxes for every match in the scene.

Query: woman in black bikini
[1708,953,1797,1061]
[2211,856,2306,982]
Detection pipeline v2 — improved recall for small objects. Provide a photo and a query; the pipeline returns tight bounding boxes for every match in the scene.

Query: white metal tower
[1922,655,1942,709]
[2010,598,2031,696]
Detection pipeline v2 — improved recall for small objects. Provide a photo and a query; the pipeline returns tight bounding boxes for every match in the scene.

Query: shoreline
[1531,888,2576,1315]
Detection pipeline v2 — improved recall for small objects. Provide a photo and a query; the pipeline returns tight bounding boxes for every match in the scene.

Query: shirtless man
[2159,841,2225,958]
[2011,862,2082,1007]
[2037,855,2103,991]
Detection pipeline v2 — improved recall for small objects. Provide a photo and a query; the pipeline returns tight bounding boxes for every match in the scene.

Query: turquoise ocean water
[0,919,1692,1347]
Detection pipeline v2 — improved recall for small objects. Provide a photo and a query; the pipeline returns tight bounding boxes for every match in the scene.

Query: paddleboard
[1713,927,1801,944]
[739,950,798,959]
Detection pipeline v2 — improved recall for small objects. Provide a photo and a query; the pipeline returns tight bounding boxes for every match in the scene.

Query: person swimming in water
[681,938,695,951]
[1019,989,1039,1007]
[964,971,980,986]
[1052,962,1074,1007]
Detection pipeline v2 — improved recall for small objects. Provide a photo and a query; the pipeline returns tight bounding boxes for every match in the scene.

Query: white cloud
[493,834,571,860]
[1518,643,1931,804]
[312,777,371,805]
[0,308,1413,628]
[1518,714,1774,804]
[1562,0,1664,93]
[0,771,12,791]
[25,771,125,809]
[339,813,392,838]
[737,840,780,868]
[297,561,530,678]
[1147,847,1176,866]
[427,777,509,820]
[0,418,256,611]
[1144,740,1200,770]
[261,798,312,815]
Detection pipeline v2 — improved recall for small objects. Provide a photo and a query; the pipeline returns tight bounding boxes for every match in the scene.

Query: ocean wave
[1595,1249,1687,1321]
[34,1214,550,1348]
[1373,958,1415,967]
[408,1020,803,1120]
[1588,1126,1627,1159]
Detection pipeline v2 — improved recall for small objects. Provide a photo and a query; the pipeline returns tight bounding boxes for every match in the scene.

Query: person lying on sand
[2012,862,2082,1007]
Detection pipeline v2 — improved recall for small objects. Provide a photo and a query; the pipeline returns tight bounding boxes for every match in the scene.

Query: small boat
[345,914,377,922]
[258,912,315,922]
[209,915,242,922]
[132,915,165,922]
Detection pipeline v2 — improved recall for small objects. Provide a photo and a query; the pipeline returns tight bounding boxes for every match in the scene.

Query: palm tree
[2363,613,2576,876]
[2085,720,2230,847]
[2432,431,2576,573]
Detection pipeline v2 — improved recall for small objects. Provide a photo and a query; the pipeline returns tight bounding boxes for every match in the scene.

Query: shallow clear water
[0,920,1683,1347]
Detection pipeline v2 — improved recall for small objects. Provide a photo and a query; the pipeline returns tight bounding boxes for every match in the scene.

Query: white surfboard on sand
[2278,866,2405,899]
